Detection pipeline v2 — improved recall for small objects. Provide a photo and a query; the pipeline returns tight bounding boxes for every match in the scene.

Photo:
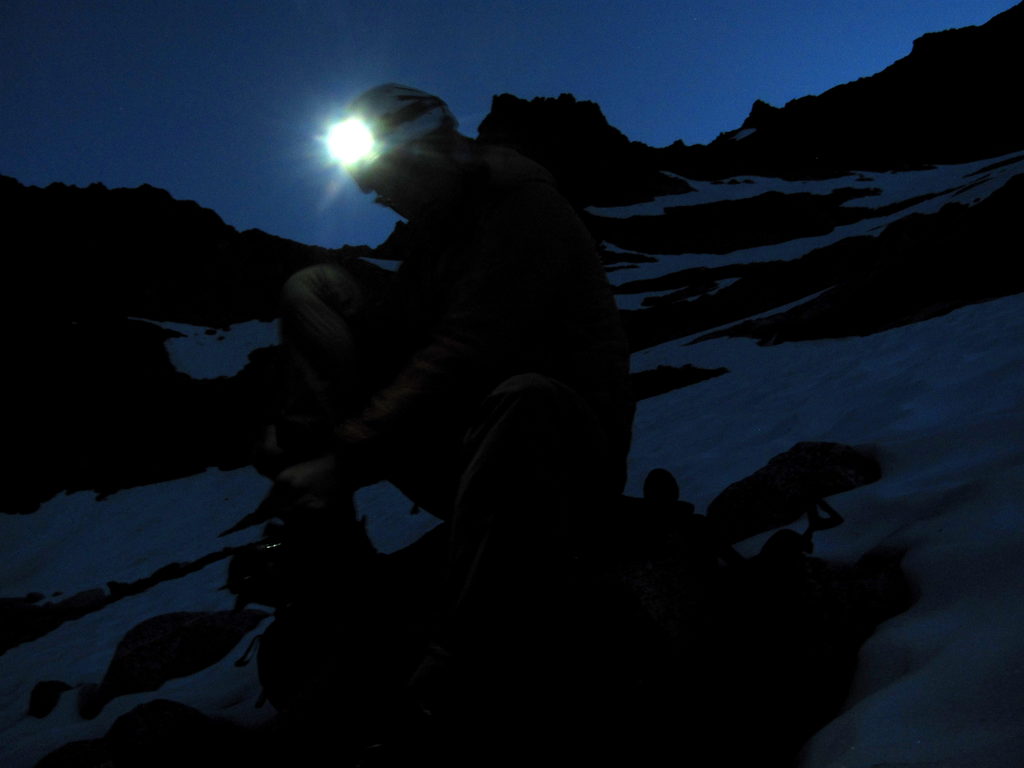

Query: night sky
[2,0,1017,249]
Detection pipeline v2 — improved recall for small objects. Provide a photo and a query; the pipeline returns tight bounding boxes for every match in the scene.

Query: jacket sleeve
[334,185,580,456]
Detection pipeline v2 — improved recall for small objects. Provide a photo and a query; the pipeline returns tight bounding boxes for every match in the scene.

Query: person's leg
[278,263,372,446]
[411,374,619,724]
[252,259,399,484]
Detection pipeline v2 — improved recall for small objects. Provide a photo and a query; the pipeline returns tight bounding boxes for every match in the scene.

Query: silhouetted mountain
[477,92,691,207]
[666,2,1022,179]
[483,3,1022,186]
[2,175,370,328]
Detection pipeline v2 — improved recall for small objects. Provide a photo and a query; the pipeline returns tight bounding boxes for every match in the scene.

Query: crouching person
[262,83,634,760]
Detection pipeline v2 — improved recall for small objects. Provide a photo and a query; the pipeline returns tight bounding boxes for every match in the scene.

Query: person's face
[353,142,461,220]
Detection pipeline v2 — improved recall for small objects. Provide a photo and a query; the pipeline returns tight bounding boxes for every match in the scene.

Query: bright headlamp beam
[326,118,375,167]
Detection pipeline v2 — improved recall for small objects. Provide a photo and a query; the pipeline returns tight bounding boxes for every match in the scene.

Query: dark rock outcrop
[477,92,692,208]
[690,543,912,762]
[27,681,73,719]
[651,3,1024,180]
[34,738,115,768]
[629,363,728,400]
[1,547,245,655]
[37,699,253,768]
[707,442,882,544]
[78,610,269,720]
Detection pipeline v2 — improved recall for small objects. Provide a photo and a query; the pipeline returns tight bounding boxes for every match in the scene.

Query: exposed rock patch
[707,442,882,545]
[27,680,72,719]
[37,699,253,768]
[477,92,691,208]
[630,363,728,401]
[77,610,269,719]
[1,547,245,655]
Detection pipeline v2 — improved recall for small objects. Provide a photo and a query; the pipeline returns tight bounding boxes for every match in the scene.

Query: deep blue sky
[1,1,1017,249]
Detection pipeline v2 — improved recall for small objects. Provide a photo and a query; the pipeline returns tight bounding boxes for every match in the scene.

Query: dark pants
[279,263,618,703]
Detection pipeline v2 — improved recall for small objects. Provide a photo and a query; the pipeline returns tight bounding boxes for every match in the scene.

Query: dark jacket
[337,145,633,486]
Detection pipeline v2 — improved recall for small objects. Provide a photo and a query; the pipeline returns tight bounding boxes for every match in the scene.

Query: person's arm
[336,185,577,464]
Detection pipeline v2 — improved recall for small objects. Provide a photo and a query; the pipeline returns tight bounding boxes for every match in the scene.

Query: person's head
[330,83,472,219]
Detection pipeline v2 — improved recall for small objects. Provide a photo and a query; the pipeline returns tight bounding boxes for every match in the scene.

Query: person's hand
[272,453,342,514]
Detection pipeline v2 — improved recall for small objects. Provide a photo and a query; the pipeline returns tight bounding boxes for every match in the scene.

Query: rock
[106,699,235,767]
[629,364,729,401]
[60,588,108,614]
[757,528,808,562]
[477,92,686,208]
[707,441,881,544]
[78,610,269,719]
[38,699,250,768]
[76,684,106,722]
[696,544,911,762]
[33,738,114,768]
[643,467,681,503]
[1,590,110,656]
[28,680,73,718]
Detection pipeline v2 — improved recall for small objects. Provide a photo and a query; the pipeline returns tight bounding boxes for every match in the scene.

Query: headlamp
[326,117,376,167]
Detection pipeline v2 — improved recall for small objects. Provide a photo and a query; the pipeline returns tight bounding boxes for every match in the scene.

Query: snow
[133,319,279,380]
[588,151,1022,220]
[2,159,1022,766]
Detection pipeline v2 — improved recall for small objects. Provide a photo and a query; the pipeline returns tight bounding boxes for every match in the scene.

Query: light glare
[326,118,375,166]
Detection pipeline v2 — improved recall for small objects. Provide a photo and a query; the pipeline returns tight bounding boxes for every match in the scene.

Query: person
[261,83,634,745]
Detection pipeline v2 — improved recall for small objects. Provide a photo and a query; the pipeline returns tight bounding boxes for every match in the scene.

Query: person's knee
[281,264,330,307]
[281,263,364,317]
[489,373,572,408]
